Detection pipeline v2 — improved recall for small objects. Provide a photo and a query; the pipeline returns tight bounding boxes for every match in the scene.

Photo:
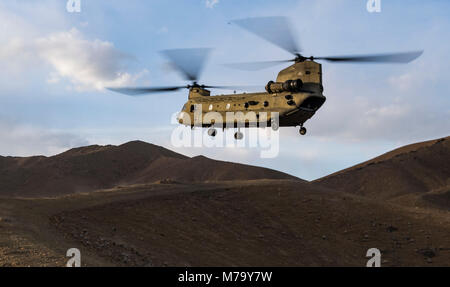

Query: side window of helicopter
[208,104,213,111]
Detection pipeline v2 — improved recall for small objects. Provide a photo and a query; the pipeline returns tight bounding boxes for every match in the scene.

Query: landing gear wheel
[271,119,279,131]
[208,128,217,137]
[299,127,307,135]
[234,131,244,140]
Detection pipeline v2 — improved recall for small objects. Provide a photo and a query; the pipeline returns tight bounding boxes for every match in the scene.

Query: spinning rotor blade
[314,51,424,63]
[202,84,262,91]
[223,59,295,71]
[107,86,185,96]
[224,51,424,71]
[160,48,212,81]
[108,46,263,96]
[232,16,301,56]
[228,16,423,70]
[107,84,261,96]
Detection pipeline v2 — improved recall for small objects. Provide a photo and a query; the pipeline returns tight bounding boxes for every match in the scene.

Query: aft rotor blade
[107,86,185,96]
[232,16,301,56]
[223,59,295,71]
[160,48,212,81]
[315,51,423,63]
[203,84,262,91]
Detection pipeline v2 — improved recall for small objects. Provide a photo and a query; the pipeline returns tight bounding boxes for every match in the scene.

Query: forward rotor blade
[315,51,423,63]
[160,48,212,81]
[223,59,295,71]
[107,86,185,96]
[232,16,301,56]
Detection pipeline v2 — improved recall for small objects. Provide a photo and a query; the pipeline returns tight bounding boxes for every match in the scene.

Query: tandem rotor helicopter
[109,17,423,140]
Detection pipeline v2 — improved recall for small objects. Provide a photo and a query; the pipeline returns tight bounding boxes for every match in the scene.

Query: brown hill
[0,141,298,197]
[315,136,450,203]
[129,155,296,183]
[1,137,449,267]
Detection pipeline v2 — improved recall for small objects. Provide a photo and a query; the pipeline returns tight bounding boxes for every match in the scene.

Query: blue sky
[0,0,449,180]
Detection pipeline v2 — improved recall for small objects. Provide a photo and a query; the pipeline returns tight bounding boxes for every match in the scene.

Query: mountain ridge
[314,136,450,203]
[0,140,299,197]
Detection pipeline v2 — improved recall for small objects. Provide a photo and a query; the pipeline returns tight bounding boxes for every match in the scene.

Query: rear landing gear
[271,119,279,131]
[299,126,307,135]
[234,130,244,140]
[208,128,217,137]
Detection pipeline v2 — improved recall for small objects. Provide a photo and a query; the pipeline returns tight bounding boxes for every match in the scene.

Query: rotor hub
[294,54,315,63]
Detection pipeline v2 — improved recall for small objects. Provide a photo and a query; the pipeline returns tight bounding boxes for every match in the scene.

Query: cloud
[205,0,219,9]
[388,73,416,92]
[36,28,146,91]
[0,6,145,92]
[0,119,89,157]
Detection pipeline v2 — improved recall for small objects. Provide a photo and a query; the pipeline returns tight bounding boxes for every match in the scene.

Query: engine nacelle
[265,79,303,94]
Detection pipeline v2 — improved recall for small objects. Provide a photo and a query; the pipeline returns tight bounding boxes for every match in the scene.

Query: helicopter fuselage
[177,61,326,129]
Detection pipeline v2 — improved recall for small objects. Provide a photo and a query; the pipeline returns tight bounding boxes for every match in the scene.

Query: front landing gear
[299,126,307,135]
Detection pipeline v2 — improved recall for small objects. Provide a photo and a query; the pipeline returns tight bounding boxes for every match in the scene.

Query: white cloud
[0,8,145,91]
[205,0,219,9]
[37,28,143,91]
[0,119,89,157]
[365,104,409,119]
[388,73,416,92]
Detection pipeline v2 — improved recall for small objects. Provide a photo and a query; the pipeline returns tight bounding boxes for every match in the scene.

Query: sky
[0,0,449,180]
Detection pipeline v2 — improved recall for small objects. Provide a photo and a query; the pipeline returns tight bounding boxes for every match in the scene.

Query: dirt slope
[4,180,447,267]
[315,137,450,202]
[129,155,298,183]
[0,141,298,197]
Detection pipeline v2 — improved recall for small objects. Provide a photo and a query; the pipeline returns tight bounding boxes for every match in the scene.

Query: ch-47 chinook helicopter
[109,17,423,140]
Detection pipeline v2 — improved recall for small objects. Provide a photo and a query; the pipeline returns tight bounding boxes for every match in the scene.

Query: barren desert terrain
[0,137,449,266]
